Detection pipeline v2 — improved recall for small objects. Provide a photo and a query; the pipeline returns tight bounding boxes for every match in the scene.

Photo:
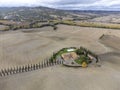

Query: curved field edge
[0,19,120,31]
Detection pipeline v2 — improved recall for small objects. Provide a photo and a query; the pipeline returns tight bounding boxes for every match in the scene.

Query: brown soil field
[0,25,120,90]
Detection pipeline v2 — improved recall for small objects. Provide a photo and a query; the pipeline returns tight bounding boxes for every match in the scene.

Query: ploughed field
[0,25,120,90]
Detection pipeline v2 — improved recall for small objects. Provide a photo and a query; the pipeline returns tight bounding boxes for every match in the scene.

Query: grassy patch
[78,22,120,29]
[51,20,120,30]
[54,48,68,58]
[75,55,89,64]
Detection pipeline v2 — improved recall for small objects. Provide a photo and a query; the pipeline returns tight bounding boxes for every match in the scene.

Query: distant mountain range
[0,6,120,21]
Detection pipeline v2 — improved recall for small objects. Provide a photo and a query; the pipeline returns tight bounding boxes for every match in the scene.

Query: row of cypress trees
[0,59,63,77]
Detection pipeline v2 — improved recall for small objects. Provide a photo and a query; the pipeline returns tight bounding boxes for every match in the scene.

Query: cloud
[51,0,120,10]
[47,0,97,5]
[0,0,37,6]
[0,0,120,10]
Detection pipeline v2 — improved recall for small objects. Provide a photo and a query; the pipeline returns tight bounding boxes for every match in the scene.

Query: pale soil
[0,53,120,90]
[0,25,120,90]
[0,25,120,69]
[100,35,120,51]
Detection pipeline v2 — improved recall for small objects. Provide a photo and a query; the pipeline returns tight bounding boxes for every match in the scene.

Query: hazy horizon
[0,0,120,11]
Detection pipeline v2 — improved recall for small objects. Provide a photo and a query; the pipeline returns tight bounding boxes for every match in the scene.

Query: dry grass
[78,22,120,29]
[51,20,120,29]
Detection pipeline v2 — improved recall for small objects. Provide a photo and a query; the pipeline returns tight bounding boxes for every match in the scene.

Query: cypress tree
[16,66,19,73]
[24,65,27,72]
[36,64,38,69]
[30,64,33,71]
[44,60,46,67]
[47,59,49,66]
[22,66,25,72]
[38,62,41,69]
[28,64,30,71]
[4,69,8,76]
[42,61,44,68]
[14,67,16,74]
[9,68,12,74]
[19,66,22,73]
[1,69,5,76]
[33,64,36,70]
[0,70,2,76]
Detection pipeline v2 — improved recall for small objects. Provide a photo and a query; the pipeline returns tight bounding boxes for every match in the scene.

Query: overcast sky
[0,0,120,10]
